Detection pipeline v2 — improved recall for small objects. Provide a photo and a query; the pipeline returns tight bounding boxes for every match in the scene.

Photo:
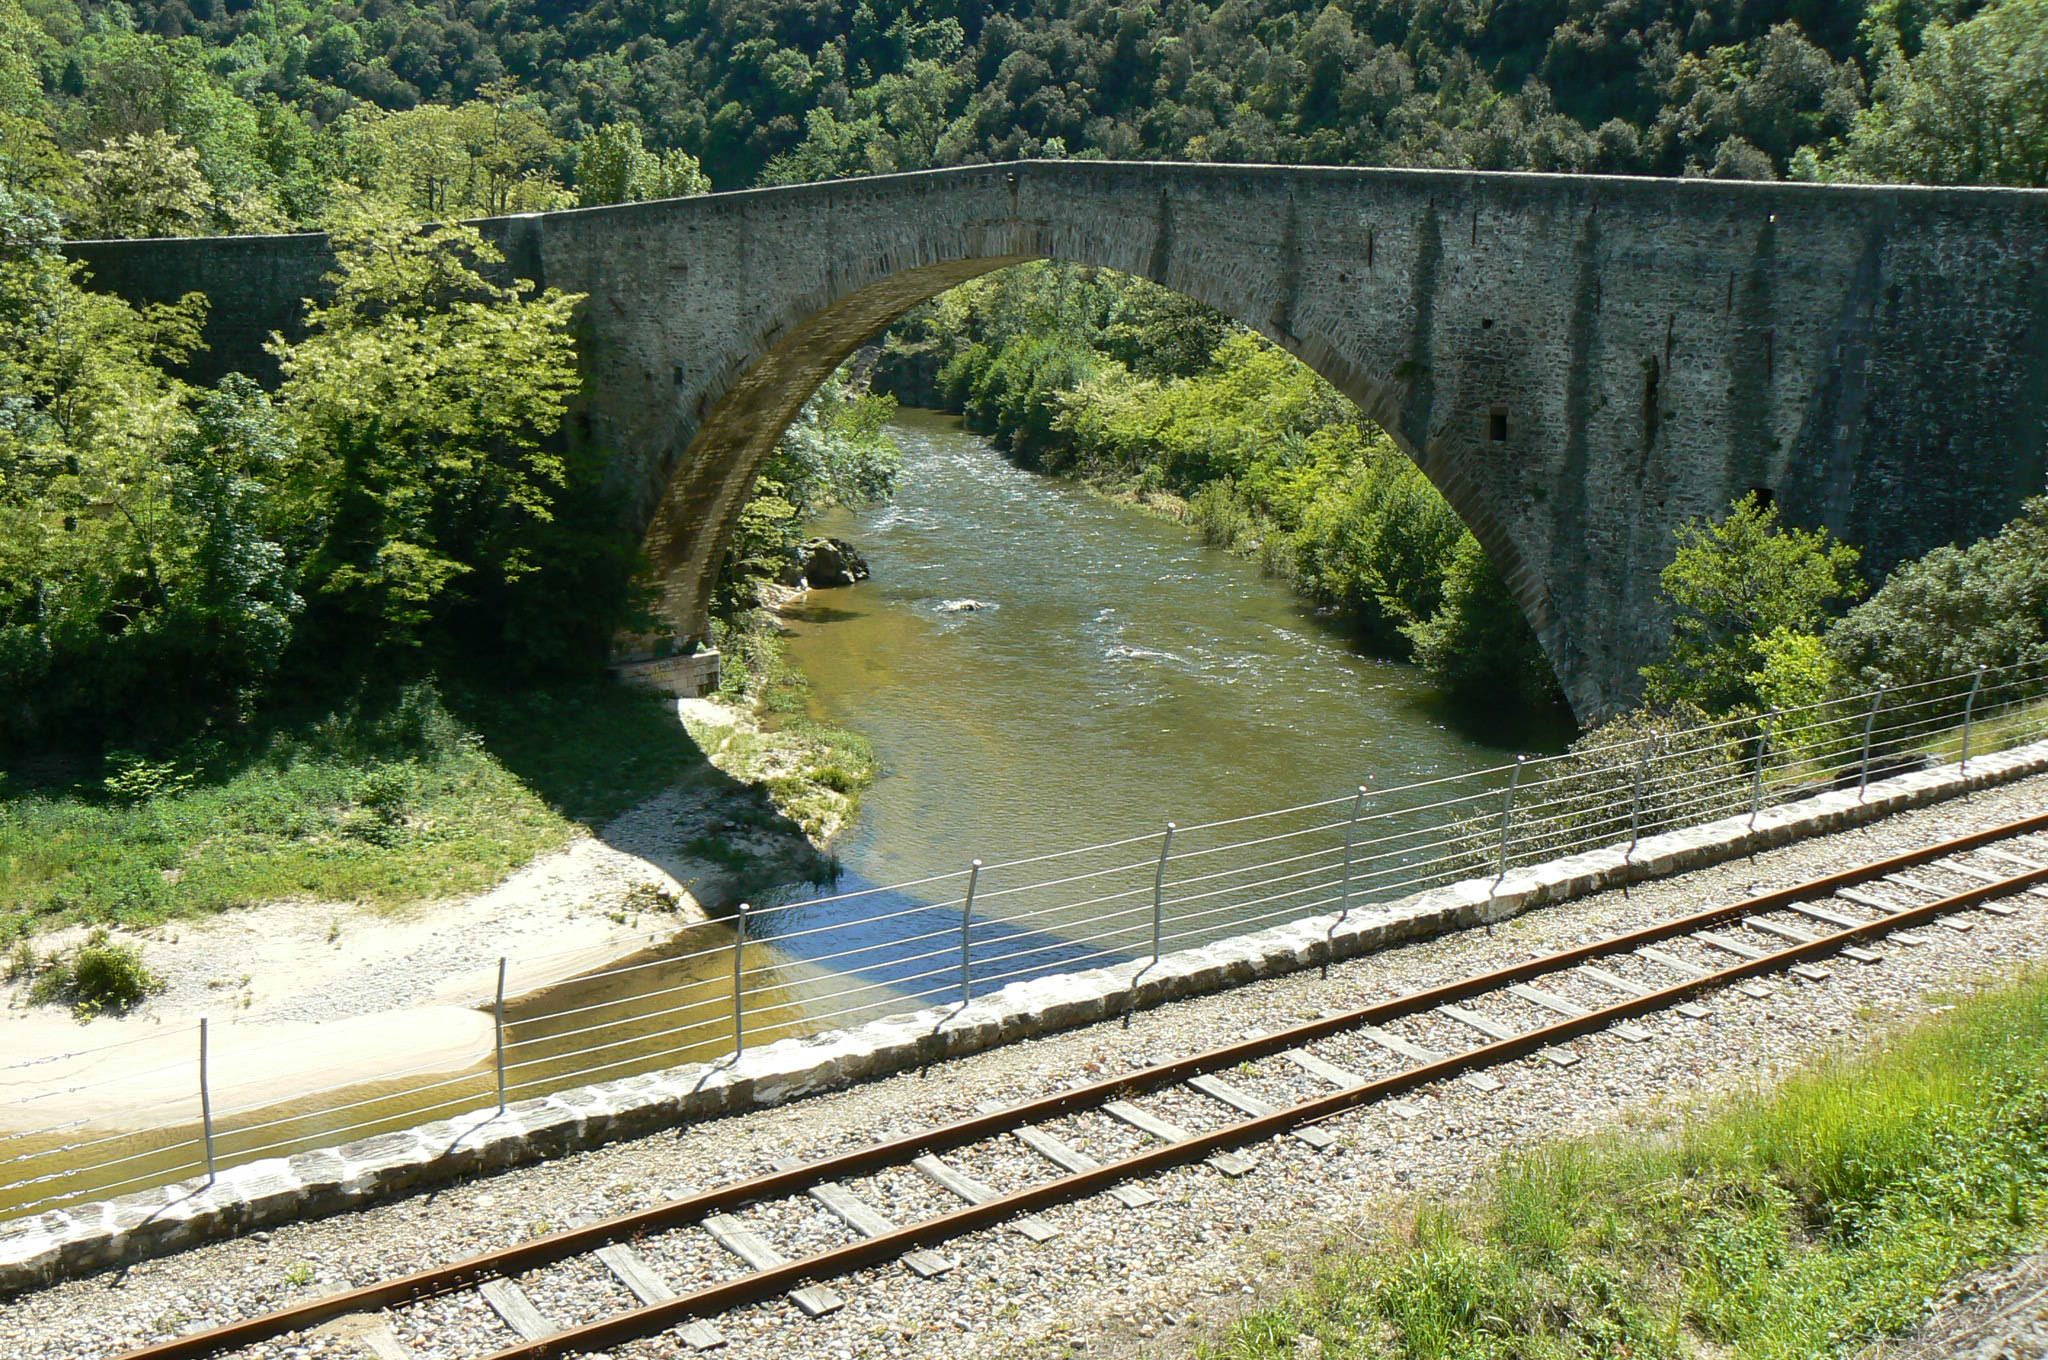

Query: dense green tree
[0,0,2028,237]
[272,207,582,655]
[0,112,78,198]
[71,130,215,238]
[1651,23,1866,178]
[338,89,572,218]
[0,185,272,745]
[574,122,710,205]
[1641,494,1865,715]
[1827,497,2048,688]
[3,0,1961,206]
[1820,0,2048,186]
[758,43,966,183]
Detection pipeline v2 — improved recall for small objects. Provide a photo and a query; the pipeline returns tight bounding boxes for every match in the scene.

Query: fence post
[1748,709,1778,828]
[493,957,508,1113]
[732,901,749,1058]
[1858,685,1887,800]
[960,860,982,1004]
[1494,756,1525,883]
[1627,745,1648,860]
[198,1018,217,1186]
[1961,665,1988,770]
[1151,823,1176,964]
[1339,785,1367,923]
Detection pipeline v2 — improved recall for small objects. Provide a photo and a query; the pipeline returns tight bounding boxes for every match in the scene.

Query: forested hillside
[0,0,2037,739]
[1,0,2043,242]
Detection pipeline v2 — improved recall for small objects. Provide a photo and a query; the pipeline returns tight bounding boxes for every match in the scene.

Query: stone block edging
[5,739,2045,1295]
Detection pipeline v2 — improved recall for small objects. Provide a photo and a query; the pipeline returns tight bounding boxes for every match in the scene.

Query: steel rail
[106,812,2048,1360]
[485,830,2048,1360]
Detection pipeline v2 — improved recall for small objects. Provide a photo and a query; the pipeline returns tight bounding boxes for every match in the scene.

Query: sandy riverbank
[0,694,829,1131]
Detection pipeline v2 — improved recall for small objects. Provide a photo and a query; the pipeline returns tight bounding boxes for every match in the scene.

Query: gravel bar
[4,777,2047,1360]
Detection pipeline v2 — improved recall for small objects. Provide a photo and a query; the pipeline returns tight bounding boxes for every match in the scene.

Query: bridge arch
[69,162,2048,718]
[640,242,1552,707]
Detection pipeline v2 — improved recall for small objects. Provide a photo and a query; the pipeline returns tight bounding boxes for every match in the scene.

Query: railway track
[109,814,2048,1360]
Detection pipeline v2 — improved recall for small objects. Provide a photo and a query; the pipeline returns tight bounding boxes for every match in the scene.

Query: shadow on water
[1416,689,1581,754]
[0,872,1123,1222]
[1274,597,1578,755]
[777,602,869,626]
[744,868,1135,1010]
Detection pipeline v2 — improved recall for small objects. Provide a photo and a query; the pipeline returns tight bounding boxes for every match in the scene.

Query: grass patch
[1202,973,2048,1360]
[0,679,710,940]
[1908,695,2048,770]
[710,608,880,840]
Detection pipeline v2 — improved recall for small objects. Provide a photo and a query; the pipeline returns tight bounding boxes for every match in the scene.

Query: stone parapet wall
[5,740,2046,1294]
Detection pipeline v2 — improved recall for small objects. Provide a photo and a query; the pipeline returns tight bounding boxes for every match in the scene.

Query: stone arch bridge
[70,162,2048,719]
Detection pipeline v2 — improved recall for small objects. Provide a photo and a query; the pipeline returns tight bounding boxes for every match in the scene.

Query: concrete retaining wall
[4,740,2045,1294]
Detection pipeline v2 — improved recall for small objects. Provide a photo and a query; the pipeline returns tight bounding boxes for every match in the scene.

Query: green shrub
[101,755,191,805]
[1642,494,1864,715]
[1186,479,1256,549]
[1403,535,1563,714]
[352,765,414,821]
[76,860,177,922]
[27,928,165,1018]
[1828,496,2048,696]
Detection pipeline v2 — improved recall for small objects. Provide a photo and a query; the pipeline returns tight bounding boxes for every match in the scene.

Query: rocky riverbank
[705,582,880,846]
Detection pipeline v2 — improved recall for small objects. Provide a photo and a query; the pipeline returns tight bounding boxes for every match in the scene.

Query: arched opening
[636,254,1569,722]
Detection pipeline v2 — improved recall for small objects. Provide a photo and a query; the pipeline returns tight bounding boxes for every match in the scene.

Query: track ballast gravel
[5,775,2047,1360]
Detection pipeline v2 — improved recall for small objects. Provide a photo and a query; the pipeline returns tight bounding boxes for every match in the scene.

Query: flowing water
[783,408,1535,887]
[736,409,1562,1021]
[4,409,1565,1218]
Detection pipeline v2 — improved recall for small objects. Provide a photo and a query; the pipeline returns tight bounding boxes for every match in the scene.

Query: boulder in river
[936,598,993,613]
[800,537,870,588]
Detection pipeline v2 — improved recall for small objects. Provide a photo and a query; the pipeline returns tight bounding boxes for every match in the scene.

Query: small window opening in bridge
[1488,408,1509,443]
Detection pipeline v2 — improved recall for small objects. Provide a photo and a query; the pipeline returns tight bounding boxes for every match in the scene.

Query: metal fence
[5,657,2046,1223]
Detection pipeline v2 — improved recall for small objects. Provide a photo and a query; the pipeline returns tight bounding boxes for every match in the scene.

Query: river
[782,408,1536,888]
